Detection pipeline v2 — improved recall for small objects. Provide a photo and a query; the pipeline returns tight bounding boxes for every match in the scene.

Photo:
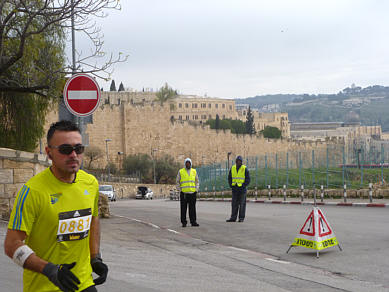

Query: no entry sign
[63,74,101,117]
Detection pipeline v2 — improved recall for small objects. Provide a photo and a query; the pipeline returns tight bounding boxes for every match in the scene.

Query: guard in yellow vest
[227,156,250,222]
[176,158,200,227]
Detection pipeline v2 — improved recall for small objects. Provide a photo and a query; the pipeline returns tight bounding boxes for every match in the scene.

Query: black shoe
[182,223,187,227]
[191,222,199,227]
[226,219,236,222]
[238,219,244,222]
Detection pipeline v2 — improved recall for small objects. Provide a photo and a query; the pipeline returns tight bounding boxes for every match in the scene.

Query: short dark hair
[47,120,81,144]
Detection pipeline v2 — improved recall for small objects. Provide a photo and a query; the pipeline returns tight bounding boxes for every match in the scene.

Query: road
[1,199,388,291]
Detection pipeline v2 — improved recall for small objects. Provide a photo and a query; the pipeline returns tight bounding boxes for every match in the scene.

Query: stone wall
[84,102,332,169]
[0,148,50,219]
[105,182,175,200]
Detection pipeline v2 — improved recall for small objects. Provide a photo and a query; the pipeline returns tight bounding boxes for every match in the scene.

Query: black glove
[42,262,80,292]
[91,256,108,285]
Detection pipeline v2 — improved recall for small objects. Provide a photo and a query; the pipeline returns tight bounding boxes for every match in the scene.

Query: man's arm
[89,216,101,258]
[89,216,109,285]
[4,229,47,273]
[243,168,251,188]
[228,169,232,187]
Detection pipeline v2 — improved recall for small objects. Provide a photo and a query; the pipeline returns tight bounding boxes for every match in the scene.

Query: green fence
[197,143,389,192]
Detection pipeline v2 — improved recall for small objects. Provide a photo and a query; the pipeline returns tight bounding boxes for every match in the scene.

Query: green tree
[215,114,220,130]
[261,126,281,139]
[0,0,127,151]
[155,83,177,105]
[155,155,181,184]
[0,0,126,95]
[0,9,65,151]
[118,82,125,91]
[245,106,256,135]
[110,80,117,91]
[84,146,104,169]
[205,118,246,134]
[123,154,153,181]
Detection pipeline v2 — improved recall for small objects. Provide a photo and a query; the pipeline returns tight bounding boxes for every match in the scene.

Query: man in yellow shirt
[4,120,108,291]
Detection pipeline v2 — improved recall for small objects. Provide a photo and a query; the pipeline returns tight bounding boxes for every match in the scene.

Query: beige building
[382,132,389,140]
[168,96,236,124]
[291,122,382,141]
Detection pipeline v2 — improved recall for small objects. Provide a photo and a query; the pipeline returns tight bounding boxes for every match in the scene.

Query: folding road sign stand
[286,204,342,258]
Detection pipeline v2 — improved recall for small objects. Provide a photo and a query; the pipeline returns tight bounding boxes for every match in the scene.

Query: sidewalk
[198,197,389,207]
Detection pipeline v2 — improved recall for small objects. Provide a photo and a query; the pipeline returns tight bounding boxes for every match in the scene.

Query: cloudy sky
[72,0,389,99]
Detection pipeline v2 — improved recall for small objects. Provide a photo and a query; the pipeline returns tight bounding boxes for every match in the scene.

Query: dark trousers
[180,192,197,224]
[230,191,246,220]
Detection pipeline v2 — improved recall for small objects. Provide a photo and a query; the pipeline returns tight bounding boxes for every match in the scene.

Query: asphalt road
[1,199,389,291]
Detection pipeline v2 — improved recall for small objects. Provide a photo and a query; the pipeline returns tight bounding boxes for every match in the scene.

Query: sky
[70,0,389,99]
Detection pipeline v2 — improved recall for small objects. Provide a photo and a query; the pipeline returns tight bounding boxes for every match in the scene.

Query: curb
[197,198,389,208]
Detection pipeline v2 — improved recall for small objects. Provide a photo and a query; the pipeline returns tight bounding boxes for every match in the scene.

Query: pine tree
[110,80,117,91]
[215,114,220,130]
[118,82,125,91]
[245,106,256,135]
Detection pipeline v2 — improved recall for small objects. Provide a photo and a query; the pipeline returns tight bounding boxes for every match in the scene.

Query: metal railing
[197,144,389,193]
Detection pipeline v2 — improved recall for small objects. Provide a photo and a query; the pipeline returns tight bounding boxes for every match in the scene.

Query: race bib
[57,208,92,242]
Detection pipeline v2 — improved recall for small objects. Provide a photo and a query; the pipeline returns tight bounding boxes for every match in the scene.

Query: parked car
[99,185,116,201]
[136,186,153,200]
[170,188,179,200]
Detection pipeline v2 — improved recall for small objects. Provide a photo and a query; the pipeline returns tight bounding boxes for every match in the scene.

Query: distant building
[290,122,382,141]
[168,96,236,123]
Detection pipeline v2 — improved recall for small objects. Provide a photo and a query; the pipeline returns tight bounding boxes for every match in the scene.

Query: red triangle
[318,209,332,236]
[300,210,315,236]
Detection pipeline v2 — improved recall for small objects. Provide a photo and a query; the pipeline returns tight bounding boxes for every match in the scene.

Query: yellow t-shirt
[8,168,99,292]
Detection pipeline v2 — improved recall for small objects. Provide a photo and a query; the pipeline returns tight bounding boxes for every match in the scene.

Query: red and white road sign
[63,73,101,117]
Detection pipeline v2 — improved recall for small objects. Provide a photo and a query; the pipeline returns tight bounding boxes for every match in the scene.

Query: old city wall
[84,102,331,168]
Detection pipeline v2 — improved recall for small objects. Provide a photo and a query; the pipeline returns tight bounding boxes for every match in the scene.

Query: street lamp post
[227,152,232,170]
[151,148,158,184]
[105,139,112,180]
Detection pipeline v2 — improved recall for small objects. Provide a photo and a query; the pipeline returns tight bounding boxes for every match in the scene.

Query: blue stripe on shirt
[17,187,30,230]
[13,185,26,229]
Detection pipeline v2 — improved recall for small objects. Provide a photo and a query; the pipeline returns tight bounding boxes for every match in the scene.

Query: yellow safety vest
[179,168,197,193]
[231,164,246,187]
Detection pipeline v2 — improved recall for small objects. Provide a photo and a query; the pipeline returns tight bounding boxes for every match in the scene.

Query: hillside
[236,85,389,132]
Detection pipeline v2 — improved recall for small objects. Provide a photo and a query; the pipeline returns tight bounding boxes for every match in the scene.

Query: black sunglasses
[49,144,85,155]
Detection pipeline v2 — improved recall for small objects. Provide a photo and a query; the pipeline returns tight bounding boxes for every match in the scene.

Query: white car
[99,185,116,201]
[136,186,153,200]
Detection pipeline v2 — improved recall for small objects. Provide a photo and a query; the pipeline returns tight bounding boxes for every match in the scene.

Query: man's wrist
[91,252,102,261]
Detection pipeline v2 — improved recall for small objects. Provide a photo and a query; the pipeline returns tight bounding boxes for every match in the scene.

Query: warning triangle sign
[287,207,341,256]
[318,209,332,237]
[300,210,315,236]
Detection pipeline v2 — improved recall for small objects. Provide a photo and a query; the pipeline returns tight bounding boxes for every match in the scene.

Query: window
[215,104,219,108]
[222,104,225,108]
[179,115,182,120]
[223,115,225,119]
[208,103,212,108]
[229,105,232,110]
[192,103,198,108]
[202,103,206,108]
[179,103,182,108]
[186,115,189,120]
[185,103,189,108]
[209,114,212,119]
